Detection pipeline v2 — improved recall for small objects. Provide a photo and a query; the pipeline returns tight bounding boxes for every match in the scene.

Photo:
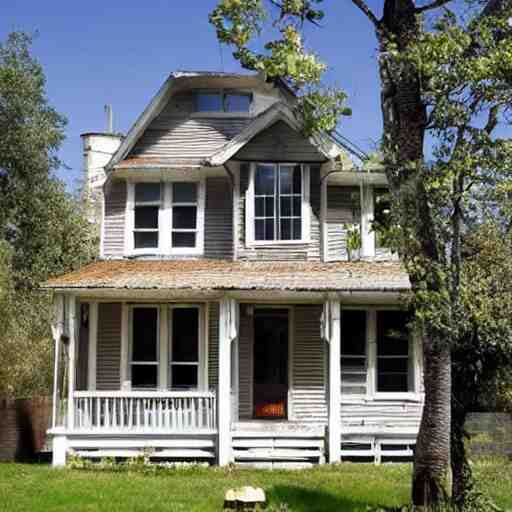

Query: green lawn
[0,460,510,511]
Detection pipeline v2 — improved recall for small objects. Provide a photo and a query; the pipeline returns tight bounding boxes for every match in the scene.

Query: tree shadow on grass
[269,484,373,512]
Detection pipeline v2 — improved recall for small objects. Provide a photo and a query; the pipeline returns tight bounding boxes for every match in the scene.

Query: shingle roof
[42,260,410,292]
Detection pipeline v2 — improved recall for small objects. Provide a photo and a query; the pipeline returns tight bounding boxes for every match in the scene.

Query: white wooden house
[43,71,423,468]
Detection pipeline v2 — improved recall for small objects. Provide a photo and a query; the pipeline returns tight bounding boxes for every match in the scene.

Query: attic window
[195,91,251,113]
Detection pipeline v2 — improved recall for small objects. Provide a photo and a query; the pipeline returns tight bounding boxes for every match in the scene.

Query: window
[171,183,198,248]
[130,307,159,389]
[374,188,391,249]
[134,183,160,250]
[169,307,200,389]
[340,310,367,395]
[377,311,411,392]
[195,91,251,113]
[254,164,303,241]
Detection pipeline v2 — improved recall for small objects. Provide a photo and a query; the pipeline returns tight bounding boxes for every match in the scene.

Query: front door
[253,309,289,419]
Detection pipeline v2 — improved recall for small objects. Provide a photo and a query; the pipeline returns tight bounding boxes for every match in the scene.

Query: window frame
[193,89,253,116]
[132,183,161,253]
[168,304,206,391]
[128,305,160,390]
[125,179,205,257]
[246,162,311,246]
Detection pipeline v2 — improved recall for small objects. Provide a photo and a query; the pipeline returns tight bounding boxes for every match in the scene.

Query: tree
[210,0,512,507]
[0,32,97,397]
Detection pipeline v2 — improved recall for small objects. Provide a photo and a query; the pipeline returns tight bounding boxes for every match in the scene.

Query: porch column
[360,183,375,259]
[67,295,77,430]
[51,294,64,430]
[218,297,238,466]
[323,299,341,463]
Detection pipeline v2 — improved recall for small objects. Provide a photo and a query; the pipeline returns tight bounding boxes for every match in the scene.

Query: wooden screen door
[253,308,289,419]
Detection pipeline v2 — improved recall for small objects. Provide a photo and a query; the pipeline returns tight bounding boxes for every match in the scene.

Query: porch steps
[231,425,326,468]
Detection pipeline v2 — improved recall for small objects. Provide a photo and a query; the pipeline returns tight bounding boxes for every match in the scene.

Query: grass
[0,459,510,512]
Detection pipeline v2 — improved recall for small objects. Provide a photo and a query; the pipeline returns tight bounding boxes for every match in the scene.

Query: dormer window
[195,91,251,113]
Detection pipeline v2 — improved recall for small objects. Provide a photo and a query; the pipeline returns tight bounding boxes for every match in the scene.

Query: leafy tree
[210,0,512,507]
[0,32,97,397]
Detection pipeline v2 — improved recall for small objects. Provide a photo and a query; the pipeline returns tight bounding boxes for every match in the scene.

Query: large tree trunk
[377,0,452,506]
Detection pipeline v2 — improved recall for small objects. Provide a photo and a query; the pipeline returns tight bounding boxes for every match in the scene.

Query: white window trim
[168,304,207,391]
[128,305,160,390]
[125,179,205,257]
[245,162,311,247]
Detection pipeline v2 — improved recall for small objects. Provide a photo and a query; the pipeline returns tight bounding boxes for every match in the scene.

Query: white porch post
[67,295,77,430]
[51,294,64,430]
[360,183,375,259]
[218,297,238,466]
[323,298,341,463]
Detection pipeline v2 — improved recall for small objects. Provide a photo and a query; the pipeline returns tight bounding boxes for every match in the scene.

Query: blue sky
[1,1,385,191]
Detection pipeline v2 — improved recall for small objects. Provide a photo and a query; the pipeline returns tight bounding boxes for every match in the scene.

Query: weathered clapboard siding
[204,177,233,259]
[103,180,126,258]
[233,121,326,162]
[326,186,359,262]
[340,398,423,431]
[238,310,254,420]
[208,302,219,390]
[291,305,327,423]
[96,303,122,391]
[236,164,322,261]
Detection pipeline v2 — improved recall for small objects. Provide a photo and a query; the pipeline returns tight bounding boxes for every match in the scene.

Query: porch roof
[42,260,410,293]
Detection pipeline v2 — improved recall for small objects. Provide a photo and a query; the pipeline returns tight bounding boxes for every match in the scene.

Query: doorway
[253,308,289,419]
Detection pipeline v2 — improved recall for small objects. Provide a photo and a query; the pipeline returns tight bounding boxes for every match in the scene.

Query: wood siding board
[96,303,122,391]
[204,177,233,259]
[208,302,220,390]
[103,180,126,258]
[233,121,326,163]
[238,310,254,420]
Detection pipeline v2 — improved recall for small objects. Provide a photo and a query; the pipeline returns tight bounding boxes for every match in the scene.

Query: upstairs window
[195,91,251,113]
[171,183,198,249]
[340,310,367,395]
[377,311,411,392]
[254,164,303,241]
[134,183,160,250]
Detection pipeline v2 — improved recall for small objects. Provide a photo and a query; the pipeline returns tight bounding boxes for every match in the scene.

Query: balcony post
[218,297,238,466]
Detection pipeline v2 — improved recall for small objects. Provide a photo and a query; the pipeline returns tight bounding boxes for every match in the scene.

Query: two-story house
[44,71,422,468]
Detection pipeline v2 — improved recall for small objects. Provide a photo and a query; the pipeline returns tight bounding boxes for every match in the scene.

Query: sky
[1,1,386,191]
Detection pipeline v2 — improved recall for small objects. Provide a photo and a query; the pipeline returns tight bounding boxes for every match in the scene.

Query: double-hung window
[340,310,367,395]
[169,307,201,389]
[133,183,160,250]
[253,164,305,242]
[130,307,159,389]
[171,183,198,249]
[376,311,411,392]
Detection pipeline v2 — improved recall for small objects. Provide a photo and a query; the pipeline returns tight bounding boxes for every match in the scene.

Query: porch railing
[72,391,217,432]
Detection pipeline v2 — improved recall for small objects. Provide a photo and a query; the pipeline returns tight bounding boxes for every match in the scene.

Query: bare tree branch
[484,105,500,135]
[415,0,454,14]
[350,0,381,28]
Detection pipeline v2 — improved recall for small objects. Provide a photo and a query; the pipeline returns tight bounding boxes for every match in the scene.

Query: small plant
[344,223,361,260]
[67,453,92,470]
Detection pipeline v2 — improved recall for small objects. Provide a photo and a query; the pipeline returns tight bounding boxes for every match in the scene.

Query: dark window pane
[196,93,222,112]
[171,365,198,389]
[378,358,408,373]
[265,219,274,240]
[255,165,275,195]
[280,197,292,217]
[377,311,409,356]
[172,232,196,248]
[225,93,251,112]
[134,231,158,249]
[132,308,158,361]
[135,183,160,203]
[341,310,367,355]
[255,219,265,240]
[265,197,274,217]
[172,308,199,362]
[131,365,157,389]
[293,196,301,217]
[173,183,197,203]
[173,206,197,229]
[135,206,159,229]
[378,373,408,392]
[292,219,301,240]
[292,165,302,194]
[255,197,265,217]
[279,167,293,194]
[341,357,366,369]
[281,219,291,240]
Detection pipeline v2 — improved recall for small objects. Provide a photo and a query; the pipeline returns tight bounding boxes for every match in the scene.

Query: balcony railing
[71,391,217,432]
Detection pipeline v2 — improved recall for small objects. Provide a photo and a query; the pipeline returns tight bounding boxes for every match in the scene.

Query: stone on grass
[224,486,266,510]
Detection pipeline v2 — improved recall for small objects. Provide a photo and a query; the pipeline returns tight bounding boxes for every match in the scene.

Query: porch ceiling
[42,259,410,293]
